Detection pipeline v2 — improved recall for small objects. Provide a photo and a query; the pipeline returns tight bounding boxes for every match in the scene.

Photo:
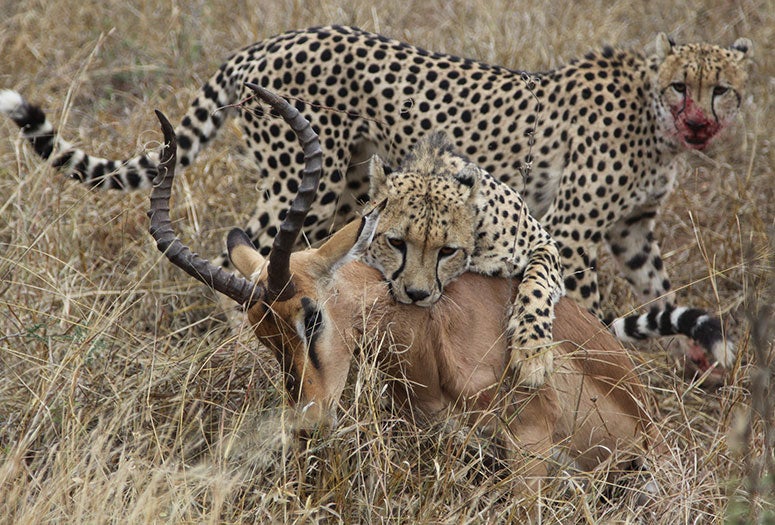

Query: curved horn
[245,82,323,302]
[148,110,263,307]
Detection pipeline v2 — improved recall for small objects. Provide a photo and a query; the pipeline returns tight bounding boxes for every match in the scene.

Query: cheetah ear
[730,37,753,59]
[454,163,481,200]
[368,154,391,197]
[655,33,675,60]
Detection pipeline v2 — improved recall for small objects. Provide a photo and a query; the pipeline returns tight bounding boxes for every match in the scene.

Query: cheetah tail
[1,89,163,190]
[611,304,735,368]
[1,71,236,191]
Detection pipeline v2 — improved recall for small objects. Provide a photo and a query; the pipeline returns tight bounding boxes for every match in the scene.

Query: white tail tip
[0,89,26,118]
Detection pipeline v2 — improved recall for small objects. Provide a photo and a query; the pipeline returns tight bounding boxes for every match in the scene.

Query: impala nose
[405,287,431,302]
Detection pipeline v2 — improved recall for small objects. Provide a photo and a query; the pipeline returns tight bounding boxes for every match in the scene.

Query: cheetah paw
[509,346,554,388]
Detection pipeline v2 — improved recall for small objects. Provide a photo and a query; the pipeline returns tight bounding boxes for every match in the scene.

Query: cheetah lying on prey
[362,132,563,386]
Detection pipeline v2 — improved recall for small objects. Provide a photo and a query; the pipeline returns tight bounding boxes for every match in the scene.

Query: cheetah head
[363,134,479,307]
[654,33,753,151]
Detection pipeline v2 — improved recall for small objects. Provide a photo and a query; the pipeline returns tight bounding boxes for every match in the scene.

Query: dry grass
[0,0,773,522]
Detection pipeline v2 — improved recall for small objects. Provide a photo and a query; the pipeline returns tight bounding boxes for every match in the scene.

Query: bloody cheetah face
[363,136,479,307]
[654,33,752,151]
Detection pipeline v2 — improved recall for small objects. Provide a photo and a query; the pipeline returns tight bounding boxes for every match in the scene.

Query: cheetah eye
[438,246,458,258]
[712,85,730,97]
[670,82,686,94]
[387,237,406,250]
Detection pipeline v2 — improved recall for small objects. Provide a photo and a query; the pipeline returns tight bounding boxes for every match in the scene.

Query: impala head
[149,83,378,426]
[654,33,752,150]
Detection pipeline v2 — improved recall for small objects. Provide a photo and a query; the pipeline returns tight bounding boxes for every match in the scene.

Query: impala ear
[228,228,268,281]
[315,202,384,274]
[313,220,362,270]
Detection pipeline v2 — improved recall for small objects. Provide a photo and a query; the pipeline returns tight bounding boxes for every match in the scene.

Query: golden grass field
[1,0,773,522]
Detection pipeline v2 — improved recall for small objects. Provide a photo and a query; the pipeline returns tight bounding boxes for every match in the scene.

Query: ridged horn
[148,110,263,306]
[245,82,323,302]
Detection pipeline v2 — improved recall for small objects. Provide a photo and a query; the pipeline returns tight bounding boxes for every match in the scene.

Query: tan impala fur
[230,228,656,484]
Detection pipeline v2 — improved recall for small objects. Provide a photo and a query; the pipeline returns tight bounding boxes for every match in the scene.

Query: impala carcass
[148,84,658,491]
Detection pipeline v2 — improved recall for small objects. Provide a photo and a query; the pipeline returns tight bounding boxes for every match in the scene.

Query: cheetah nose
[685,118,708,132]
[405,287,431,302]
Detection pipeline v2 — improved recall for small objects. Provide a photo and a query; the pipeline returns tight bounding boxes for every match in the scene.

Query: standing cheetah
[0,26,751,367]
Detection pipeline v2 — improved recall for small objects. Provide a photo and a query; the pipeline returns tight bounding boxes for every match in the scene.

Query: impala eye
[671,82,686,94]
[712,85,729,96]
[300,297,323,346]
[438,246,458,258]
[387,237,406,250]
[303,306,323,342]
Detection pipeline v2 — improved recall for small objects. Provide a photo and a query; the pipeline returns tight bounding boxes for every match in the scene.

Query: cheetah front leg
[506,241,565,387]
[603,204,672,306]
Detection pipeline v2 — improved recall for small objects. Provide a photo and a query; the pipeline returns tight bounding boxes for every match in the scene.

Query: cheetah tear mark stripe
[612,304,734,367]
